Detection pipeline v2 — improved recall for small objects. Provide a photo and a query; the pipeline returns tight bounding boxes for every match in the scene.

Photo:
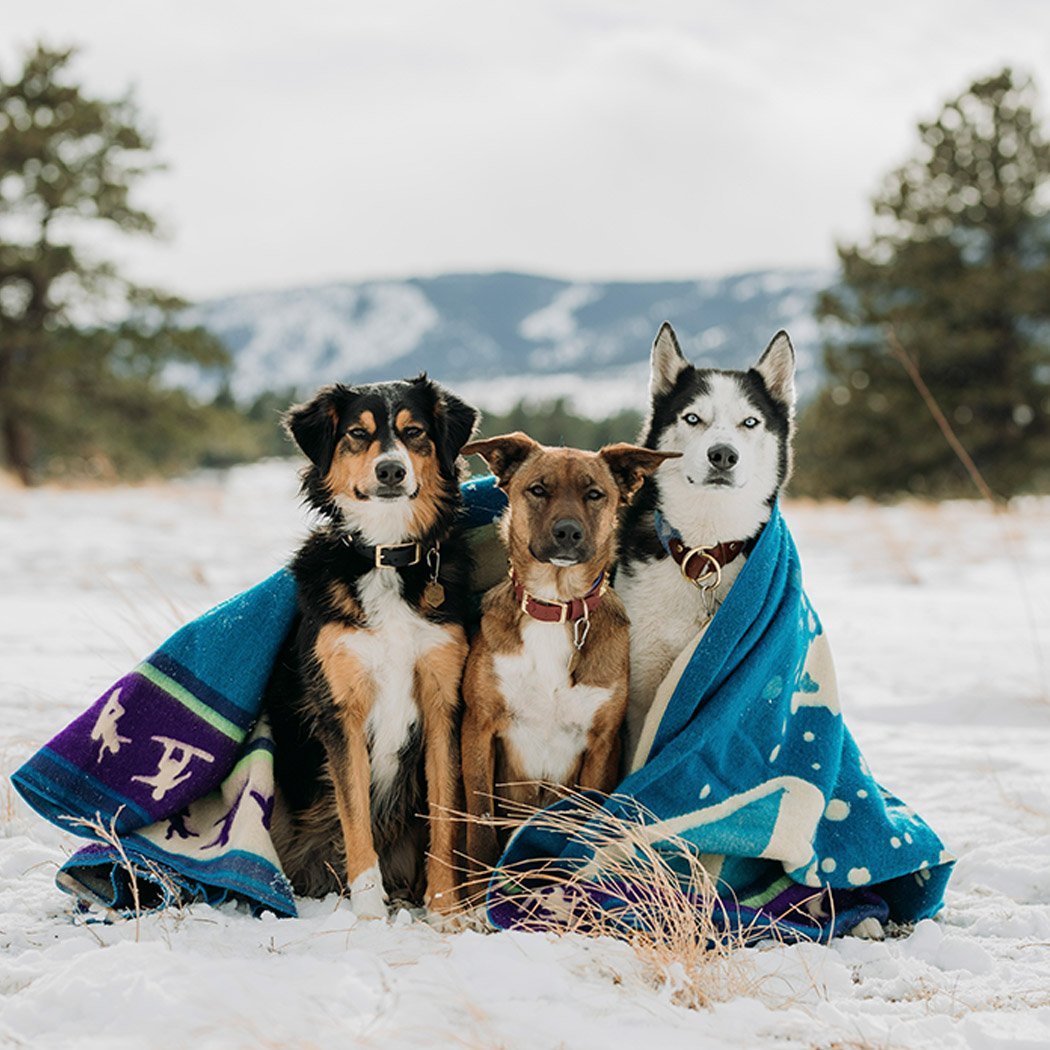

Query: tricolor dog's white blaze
[332,438,419,547]
[493,619,614,785]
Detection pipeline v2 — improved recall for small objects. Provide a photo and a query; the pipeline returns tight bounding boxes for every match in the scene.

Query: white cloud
[3,0,1050,299]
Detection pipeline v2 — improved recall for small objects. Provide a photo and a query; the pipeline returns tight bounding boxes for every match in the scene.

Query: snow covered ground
[2,460,1049,1049]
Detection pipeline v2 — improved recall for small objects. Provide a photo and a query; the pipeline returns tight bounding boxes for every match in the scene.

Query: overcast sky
[4,1,1050,301]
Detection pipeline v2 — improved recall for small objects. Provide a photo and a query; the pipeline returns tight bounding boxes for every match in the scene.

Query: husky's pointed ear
[650,322,689,400]
[598,444,681,504]
[283,386,344,472]
[426,379,480,477]
[461,432,540,490]
[754,330,796,410]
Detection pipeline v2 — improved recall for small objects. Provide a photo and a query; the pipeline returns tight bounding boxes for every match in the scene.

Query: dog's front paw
[349,865,388,920]
[848,917,886,940]
[427,904,488,934]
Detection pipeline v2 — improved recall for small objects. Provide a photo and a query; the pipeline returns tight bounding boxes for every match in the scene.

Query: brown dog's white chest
[492,619,613,784]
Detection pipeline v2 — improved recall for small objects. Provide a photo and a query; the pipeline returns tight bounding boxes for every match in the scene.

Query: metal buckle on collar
[679,546,722,590]
[374,542,421,569]
[519,589,570,623]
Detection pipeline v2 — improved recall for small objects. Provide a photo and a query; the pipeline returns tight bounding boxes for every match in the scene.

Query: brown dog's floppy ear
[598,444,681,504]
[283,385,344,472]
[461,432,540,489]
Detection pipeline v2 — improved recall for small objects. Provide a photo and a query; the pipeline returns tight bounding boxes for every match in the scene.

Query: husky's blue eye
[348,427,371,441]
[742,417,760,429]
[683,413,702,426]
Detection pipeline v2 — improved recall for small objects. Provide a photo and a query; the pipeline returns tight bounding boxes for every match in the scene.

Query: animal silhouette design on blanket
[11,481,951,938]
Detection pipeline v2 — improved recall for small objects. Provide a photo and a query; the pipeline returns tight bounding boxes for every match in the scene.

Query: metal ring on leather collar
[679,546,722,589]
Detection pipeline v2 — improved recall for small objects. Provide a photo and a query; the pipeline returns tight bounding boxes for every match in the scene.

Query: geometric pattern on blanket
[10,475,509,919]
[12,571,300,916]
[487,504,954,942]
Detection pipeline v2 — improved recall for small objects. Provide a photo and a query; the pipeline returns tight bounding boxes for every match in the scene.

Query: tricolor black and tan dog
[458,434,678,874]
[616,322,797,764]
[265,376,478,918]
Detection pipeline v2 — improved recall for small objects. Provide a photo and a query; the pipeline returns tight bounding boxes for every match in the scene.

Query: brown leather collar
[511,571,607,624]
[666,537,748,585]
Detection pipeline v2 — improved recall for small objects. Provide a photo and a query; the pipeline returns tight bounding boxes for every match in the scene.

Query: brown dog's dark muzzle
[534,517,592,565]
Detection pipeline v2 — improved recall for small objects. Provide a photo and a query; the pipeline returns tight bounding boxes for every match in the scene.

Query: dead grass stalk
[444,786,816,1011]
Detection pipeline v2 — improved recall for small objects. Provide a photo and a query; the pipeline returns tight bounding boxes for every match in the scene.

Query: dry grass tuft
[443,785,814,1011]
[63,808,145,940]
[61,807,190,938]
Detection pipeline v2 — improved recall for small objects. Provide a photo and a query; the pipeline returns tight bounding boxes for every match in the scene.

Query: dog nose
[707,444,739,470]
[551,518,584,547]
[374,459,407,486]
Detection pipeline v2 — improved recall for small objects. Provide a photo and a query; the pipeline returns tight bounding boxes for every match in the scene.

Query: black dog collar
[341,535,428,569]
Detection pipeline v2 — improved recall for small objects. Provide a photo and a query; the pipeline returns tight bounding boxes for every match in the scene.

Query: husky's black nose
[374,459,407,486]
[551,518,584,548]
[707,444,739,470]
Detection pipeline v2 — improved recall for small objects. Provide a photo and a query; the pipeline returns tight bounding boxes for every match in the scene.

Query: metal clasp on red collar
[678,546,723,590]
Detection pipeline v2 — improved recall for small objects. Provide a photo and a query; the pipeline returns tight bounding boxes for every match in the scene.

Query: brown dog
[458,433,679,875]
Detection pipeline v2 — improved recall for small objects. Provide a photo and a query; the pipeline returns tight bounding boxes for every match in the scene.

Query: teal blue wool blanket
[487,504,953,941]
[12,482,950,936]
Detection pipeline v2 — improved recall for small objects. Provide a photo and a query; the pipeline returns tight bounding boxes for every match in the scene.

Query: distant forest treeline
[3,45,1049,497]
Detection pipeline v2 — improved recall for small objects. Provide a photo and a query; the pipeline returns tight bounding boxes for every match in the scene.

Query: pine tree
[0,44,231,483]
[795,68,1050,498]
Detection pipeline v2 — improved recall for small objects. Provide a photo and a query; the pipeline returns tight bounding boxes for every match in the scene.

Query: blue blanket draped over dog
[487,503,953,941]
[12,481,951,934]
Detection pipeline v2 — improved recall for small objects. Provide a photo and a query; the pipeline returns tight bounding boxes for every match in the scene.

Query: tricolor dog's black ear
[598,443,682,504]
[461,432,540,490]
[283,385,345,472]
[433,383,480,477]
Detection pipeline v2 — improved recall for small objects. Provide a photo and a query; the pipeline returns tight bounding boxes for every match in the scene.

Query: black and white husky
[616,322,797,763]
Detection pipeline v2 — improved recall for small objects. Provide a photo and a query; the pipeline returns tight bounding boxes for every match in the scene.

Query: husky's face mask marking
[635,324,797,545]
[658,372,785,495]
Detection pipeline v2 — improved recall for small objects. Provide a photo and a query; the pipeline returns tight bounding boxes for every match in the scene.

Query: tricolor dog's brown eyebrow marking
[395,409,423,432]
[349,410,376,436]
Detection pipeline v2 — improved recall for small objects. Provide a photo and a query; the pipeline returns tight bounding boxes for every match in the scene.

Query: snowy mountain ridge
[185,269,831,417]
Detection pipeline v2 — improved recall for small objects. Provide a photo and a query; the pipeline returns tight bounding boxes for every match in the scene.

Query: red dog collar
[666,537,747,585]
[511,571,607,624]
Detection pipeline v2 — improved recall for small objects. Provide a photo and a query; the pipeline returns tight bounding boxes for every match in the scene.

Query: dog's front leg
[577,733,623,795]
[314,626,386,918]
[415,629,469,914]
[461,647,502,885]
[328,726,387,918]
